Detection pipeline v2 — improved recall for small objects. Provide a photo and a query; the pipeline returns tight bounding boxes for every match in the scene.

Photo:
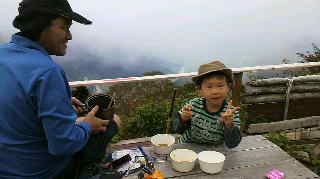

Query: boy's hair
[195,71,233,88]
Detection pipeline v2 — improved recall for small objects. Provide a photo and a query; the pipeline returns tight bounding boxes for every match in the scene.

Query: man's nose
[67,31,72,40]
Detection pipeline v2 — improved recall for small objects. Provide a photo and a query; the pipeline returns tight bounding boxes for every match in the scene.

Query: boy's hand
[221,106,240,128]
[181,105,193,121]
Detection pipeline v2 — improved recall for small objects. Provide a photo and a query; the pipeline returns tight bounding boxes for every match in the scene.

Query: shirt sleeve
[34,67,91,156]
[172,101,192,134]
[224,109,241,148]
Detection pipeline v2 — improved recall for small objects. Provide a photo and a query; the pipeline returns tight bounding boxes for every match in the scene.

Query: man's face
[38,17,72,56]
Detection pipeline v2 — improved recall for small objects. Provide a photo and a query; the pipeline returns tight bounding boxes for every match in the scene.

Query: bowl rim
[198,151,226,163]
[150,134,175,146]
[170,149,198,163]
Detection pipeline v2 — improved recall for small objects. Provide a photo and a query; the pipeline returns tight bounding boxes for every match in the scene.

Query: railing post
[232,72,243,107]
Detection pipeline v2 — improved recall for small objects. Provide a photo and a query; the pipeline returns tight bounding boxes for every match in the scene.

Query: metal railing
[69,62,320,106]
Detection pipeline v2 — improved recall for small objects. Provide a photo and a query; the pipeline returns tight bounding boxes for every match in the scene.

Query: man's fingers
[92,127,107,134]
[72,97,85,106]
[99,119,109,126]
[113,114,122,128]
[88,105,99,116]
[97,126,107,133]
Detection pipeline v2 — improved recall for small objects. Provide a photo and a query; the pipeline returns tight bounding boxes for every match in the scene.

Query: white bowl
[198,151,225,174]
[170,149,198,172]
[151,134,175,155]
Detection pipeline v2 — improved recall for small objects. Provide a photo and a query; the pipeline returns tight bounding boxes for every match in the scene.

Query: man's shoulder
[0,43,61,78]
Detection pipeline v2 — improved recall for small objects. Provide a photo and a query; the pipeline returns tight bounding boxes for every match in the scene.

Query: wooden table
[123,135,319,179]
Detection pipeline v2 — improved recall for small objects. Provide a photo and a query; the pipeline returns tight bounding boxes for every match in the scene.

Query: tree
[297,43,320,74]
[108,71,175,117]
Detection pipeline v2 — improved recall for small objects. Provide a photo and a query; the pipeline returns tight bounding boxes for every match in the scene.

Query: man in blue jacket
[0,0,120,178]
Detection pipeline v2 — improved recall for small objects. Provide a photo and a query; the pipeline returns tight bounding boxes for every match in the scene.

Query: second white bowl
[198,151,225,174]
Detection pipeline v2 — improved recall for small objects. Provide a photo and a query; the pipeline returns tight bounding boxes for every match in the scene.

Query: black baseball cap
[15,0,92,25]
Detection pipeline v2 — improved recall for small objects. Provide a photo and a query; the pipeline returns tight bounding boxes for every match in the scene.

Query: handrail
[69,62,320,87]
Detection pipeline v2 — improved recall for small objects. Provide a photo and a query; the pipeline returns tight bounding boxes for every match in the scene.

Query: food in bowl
[151,134,175,155]
[198,151,225,174]
[170,149,197,172]
[158,144,169,147]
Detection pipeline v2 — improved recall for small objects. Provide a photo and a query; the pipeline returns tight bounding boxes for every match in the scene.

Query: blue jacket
[0,35,92,178]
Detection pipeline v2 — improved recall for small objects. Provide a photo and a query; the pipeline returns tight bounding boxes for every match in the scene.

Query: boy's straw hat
[192,61,233,84]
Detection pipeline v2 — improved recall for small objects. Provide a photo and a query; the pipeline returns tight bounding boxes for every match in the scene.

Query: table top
[123,135,319,179]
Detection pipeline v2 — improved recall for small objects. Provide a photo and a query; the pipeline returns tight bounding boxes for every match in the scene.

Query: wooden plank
[232,62,320,73]
[248,75,320,86]
[244,84,320,95]
[247,116,320,134]
[69,62,320,87]
[232,72,243,106]
[242,92,320,104]
[285,128,320,140]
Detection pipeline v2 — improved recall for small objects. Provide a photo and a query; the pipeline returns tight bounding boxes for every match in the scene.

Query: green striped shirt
[177,98,240,145]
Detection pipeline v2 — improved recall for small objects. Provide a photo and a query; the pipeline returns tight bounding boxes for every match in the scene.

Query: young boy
[173,61,241,148]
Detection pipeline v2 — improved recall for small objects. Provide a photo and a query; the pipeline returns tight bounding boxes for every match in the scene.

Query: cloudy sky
[1,0,320,76]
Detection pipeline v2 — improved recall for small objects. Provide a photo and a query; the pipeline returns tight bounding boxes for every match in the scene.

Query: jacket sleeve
[35,67,91,156]
[172,112,191,134]
[224,109,241,148]
[172,100,193,134]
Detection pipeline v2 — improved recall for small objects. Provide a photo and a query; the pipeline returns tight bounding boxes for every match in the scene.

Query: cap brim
[70,11,92,25]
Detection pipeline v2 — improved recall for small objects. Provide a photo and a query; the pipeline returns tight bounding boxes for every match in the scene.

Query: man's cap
[15,0,92,25]
[192,61,233,84]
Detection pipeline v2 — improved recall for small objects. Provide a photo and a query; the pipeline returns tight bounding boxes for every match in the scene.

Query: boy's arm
[224,110,241,148]
[172,112,191,134]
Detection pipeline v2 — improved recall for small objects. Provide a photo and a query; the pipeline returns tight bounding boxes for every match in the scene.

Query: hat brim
[55,9,92,25]
[59,12,92,25]
[69,11,92,25]
[192,68,233,84]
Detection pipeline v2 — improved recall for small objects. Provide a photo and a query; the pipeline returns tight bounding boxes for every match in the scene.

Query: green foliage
[246,71,267,81]
[297,43,320,75]
[265,132,319,172]
[265,132,292,152]
[143,71,164,76]
[297,43,320,63]
[238,104,249,132]
[117,101,170,139]
[111,79,199,141]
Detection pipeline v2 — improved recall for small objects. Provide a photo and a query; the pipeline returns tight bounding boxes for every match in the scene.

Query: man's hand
[76,105,109,134]
[181,105,193,121]
[112,114,122,128]
[72,97,86,115]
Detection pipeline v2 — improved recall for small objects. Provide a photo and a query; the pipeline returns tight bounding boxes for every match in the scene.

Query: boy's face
[199,76,230,106]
